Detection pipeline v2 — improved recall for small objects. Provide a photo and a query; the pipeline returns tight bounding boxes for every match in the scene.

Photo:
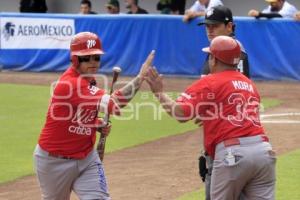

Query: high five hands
[138,50,164,95]
[145,67,163,95]
[140,50,164,95]
[141,51,200,124]
[139,50,156,80]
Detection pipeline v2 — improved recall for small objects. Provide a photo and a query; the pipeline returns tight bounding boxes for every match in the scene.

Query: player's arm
[145,67,190,122]
[111,50,155,108]
[155,92,188,122]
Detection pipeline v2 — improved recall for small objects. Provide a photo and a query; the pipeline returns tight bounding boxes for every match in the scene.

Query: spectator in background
[172,0,186,15]
[80,0,97,14]
[20,0,47,13]
[157,0,186,15]
[106,0,120,14]
[157,0,174,14]
[183,0,223,22]
[125,0,148,14]
[248,0,298,19]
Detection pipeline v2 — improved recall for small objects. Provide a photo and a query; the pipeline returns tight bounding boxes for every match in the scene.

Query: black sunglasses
[78,55,101,63]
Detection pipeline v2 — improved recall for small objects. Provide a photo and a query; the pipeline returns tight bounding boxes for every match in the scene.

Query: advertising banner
[1,17,75,49]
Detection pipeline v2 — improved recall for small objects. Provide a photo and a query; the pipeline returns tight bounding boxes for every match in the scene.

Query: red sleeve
[176,79,213,119]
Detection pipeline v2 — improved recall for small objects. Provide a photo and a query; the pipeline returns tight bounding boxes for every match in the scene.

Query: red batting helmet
[70,32,104,57]
[202,35,241,65]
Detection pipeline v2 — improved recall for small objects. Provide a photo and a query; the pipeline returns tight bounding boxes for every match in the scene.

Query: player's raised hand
[139,50,155,80]
[145,67,164,94]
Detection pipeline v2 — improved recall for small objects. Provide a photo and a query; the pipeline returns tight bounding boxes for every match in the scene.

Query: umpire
[197,6,249,200]
[199,5,250,78]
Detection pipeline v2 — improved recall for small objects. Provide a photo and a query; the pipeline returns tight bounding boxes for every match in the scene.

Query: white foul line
[261,112,300,118]
[260,112,300,124]
[262,120,300,124]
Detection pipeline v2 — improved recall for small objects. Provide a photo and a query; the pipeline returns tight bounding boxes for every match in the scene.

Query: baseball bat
[97,66,122,161]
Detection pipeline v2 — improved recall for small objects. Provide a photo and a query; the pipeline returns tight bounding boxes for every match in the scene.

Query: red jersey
[176,71,265,157]
[39,67,117,159]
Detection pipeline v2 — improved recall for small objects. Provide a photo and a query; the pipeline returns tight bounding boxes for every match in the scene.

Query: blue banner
[0,13,299,81]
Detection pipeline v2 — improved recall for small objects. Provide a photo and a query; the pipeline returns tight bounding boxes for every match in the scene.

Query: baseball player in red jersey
[198,6,250,200]
[34,32,154,200]
[145,36,276,199]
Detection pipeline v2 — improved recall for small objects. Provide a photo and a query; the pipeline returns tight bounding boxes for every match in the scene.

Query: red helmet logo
[87,39,97,49]
[70,32,104,57]
[203,35,241,65]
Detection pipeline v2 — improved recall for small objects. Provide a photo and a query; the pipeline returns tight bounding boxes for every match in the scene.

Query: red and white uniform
[39,67,118,159]
[176,71,265,157]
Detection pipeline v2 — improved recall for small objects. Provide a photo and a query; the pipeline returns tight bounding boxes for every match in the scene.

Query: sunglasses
[78,55,101,63]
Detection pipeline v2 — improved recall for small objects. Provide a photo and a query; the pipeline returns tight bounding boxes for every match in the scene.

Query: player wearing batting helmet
[197,6,250,200]
[34,32,155,200]
[145,36,276,200]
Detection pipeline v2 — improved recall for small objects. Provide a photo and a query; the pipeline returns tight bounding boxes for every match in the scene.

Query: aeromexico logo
[3,22,15,41]
[2,21,73,41]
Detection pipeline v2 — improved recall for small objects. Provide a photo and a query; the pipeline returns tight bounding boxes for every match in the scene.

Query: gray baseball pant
[211,136,276,200]
[33,145,110,200]
[205,155,245,200]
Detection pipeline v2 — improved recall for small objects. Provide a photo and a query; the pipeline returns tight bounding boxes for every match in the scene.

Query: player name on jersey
[232,80,254,93]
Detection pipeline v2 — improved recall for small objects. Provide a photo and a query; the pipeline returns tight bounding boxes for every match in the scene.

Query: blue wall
[0,13,300,81]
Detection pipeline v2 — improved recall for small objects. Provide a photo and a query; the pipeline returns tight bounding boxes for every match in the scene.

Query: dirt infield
[0,72,300,200]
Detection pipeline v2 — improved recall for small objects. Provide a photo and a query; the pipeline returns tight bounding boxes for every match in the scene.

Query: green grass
[177,150,300,200]
[177,189,205,200]
[0,84,50,184]
[0,84,196,183]
[261,98,281,109]
[276,149,300,200]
